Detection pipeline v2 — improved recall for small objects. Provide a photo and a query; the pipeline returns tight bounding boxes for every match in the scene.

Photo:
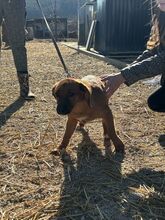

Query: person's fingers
[107,89,114,98]
[106,86,112,94]
[101,76,116,98]
[100,75,110,81]
[105,87,110,94]
[104,84,111,93]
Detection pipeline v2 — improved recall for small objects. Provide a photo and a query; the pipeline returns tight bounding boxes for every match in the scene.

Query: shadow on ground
[50,129,165,220]
[0,98,25,128]
[159,134,165,148]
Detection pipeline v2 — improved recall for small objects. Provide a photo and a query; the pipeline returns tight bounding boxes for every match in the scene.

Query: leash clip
[65,71,72,78]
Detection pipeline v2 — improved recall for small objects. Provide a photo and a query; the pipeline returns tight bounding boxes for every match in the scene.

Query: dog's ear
[52,82,59,98]
[52,80,66,98]
[77,80,93,108]
[52,78,77,98]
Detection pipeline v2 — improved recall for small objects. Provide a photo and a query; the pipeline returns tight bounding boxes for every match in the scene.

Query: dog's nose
[57,105,70,115]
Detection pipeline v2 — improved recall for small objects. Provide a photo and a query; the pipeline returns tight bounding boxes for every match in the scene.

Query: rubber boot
[17,72,35,100]
[2,43,11,50]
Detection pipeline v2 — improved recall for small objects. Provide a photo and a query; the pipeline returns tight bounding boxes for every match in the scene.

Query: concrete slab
[61,42,129,69]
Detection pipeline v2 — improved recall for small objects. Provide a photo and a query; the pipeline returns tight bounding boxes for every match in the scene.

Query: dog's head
[52,78,92,115]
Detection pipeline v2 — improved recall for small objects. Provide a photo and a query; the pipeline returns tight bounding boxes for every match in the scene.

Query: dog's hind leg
[102,107,125,153]
[102,120,113,156]
[102,120,111,147]
[77,120,88,131]
[78,121,85,129]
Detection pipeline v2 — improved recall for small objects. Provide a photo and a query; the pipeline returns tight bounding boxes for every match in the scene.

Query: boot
[2,43,11,50]
[17,72,35,100]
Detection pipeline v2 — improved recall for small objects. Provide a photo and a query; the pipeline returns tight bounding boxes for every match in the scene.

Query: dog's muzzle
[56,102,72,115]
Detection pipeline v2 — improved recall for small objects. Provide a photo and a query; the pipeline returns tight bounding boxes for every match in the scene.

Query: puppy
[52,75,124,154]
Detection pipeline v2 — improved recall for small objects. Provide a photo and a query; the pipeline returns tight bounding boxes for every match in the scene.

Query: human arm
[121,50,165,86]
[101,50,165,98]
[101,73,126,98]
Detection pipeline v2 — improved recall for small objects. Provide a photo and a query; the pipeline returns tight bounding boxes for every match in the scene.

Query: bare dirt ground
[0,40,165,220]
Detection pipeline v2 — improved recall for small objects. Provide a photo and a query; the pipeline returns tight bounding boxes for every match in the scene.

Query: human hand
[101,73,125,98]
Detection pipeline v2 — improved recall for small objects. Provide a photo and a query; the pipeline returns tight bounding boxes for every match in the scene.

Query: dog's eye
[54,91,60,98]
[69,92,75,97]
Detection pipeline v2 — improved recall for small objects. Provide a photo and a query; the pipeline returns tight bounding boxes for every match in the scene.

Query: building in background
[78,0,152,57]
[78,0,96,45]
[26,18,67,40]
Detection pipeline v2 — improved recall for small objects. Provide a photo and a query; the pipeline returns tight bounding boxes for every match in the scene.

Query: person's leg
[3,0,35,100]
[148,86,165,112]
[2,20,11,49]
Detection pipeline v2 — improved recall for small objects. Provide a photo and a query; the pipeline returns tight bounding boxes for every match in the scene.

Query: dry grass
[0,40,165,220]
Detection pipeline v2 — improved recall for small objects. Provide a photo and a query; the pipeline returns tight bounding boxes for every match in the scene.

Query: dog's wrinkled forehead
[52,78,92,100]
[57,82,80,96]
[52,79,82,98]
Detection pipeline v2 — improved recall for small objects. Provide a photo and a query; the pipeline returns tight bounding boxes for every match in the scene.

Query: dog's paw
[50,149,60,156]
[113,138,125,154]
[104,136,111,148]
[115,144,125,154]
[50,148,62,156]
[50,147,66,157]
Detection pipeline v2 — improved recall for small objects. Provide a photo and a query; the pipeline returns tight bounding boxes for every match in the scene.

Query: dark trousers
[148,86,165,112]
[0,0,27,72]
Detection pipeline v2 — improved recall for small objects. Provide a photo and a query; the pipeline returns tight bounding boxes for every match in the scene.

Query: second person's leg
[148,86,165,112]
[3,0,35,100]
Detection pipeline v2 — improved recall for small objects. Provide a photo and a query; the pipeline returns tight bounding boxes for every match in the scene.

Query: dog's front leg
[59,117,78,150]
[103,107,125,153]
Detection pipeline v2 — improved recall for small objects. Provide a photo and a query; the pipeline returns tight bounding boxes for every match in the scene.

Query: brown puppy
[52,75,124,154]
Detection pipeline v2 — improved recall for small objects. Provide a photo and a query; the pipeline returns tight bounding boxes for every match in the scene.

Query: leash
[36,0,71,77]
